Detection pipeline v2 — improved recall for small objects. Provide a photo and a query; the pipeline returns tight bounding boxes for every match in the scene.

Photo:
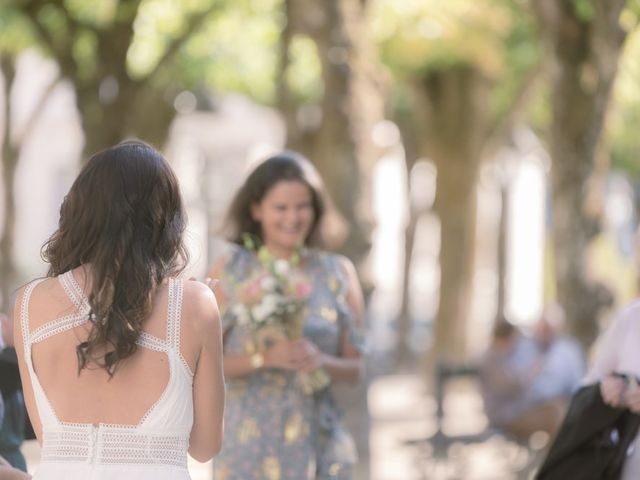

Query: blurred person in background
[0,312,29,472]
[208,151,364,480]
[13,141,225,480]
[0,314,31,479]
[528,304,585,410]
[480,306,585,442]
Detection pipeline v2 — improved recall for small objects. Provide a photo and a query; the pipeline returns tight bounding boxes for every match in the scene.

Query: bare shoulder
[13,283,27,307]
[16,277,57,299]
[326,253,359,289]
[13,278,59,331]
[181,280,221,337]
[12,285,28,345]
[182,279,219,318]
[325,252,364,314]
[335,254,357,279]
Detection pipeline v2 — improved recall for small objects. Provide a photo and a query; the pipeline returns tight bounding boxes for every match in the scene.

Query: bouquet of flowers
[231,235,330,393]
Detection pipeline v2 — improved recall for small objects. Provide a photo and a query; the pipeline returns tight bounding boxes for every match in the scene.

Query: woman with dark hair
[13,141,225,479]
[208,151,364,480]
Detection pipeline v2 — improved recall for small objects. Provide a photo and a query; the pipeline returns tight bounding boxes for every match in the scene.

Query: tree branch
[1,55,17,155]
[95,0,143,80]
[145,2,226,80]
[21,0,77,77]
[481,61,544,159]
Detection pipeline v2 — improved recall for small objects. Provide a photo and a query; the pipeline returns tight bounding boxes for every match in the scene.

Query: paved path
[367,374,544,480]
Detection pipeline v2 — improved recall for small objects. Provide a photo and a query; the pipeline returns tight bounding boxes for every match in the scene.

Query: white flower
[260,275,278,291]
[251,294,280,324]
[273,259,291,276]
[285,303,298,313]
[232,305,250,327]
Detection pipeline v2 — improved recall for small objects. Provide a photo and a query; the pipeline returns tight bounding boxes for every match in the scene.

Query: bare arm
[187,282,225,462]
[295,256,364,384]
[13,286,43,444]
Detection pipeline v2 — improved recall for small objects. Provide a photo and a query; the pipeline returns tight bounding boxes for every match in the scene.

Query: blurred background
[1,0,640,478]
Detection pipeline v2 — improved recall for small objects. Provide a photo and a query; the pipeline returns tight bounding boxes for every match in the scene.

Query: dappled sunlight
[371,154,405,292]
[440,380,488,436]
[507,156,545,325]
[368,375,437,480]
[367,374,541,480]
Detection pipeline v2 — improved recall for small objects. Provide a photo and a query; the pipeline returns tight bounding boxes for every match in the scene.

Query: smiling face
[251,180,315,258]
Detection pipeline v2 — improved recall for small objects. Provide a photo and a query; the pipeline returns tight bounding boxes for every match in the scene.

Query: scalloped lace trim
[40,424,189,467]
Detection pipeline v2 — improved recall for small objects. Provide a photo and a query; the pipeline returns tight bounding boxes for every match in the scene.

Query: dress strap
[136,331,168,352]
[30,314,89,345]
[59,271,91,315]
[20,278,46,350]
[166,278,183,350]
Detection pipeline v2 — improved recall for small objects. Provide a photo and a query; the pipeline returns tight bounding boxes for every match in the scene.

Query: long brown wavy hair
[42,140,189,375]
[224,151,327,247]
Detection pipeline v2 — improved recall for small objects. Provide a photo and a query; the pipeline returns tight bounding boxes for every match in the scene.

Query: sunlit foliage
[611,28,640,177]
[371,0,542,131]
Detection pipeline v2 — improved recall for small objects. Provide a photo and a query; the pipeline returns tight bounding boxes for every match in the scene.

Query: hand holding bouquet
[234,235,330,393]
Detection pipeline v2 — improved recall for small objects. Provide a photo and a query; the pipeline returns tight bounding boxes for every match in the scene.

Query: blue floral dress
[212,246,363,480]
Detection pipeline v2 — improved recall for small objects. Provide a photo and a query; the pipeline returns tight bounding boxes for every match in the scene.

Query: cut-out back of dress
[20,272,194,479]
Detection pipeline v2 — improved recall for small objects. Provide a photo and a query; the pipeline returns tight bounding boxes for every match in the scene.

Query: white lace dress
[20,273,195,479]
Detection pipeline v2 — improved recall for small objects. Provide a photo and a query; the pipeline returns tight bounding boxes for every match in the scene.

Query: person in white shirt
[583,300,640,480]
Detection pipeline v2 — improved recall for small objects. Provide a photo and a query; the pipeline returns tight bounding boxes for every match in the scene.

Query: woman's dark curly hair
[42,140,189,376]
[224,151,327,246]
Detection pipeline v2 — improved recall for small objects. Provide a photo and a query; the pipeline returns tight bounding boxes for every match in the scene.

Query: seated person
[528,305,585,407]
[0,315,31,480]
[479,308,585,442]
[0,312,28,471]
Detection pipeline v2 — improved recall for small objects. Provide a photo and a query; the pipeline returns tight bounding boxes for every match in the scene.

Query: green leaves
[374,0,542,132]
[0,5,37,52]
[573,0,595,21]
[285,34,322,102]
[611,29,640,177]
[373,0,523,77]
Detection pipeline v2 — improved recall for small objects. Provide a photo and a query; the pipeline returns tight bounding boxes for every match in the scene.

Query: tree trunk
[496,177,509,322]
[20,0,212,159]
[284,0,385,272]
[276,0,307,151]
[75,0,174,156]
[417,65,489,362]
[77,81,176,156]
[0,56,18,311]
[394,105,427,365]
[534,0,627,348]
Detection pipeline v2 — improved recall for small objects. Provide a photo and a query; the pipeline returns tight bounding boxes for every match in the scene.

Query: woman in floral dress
[208,151,365,480]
